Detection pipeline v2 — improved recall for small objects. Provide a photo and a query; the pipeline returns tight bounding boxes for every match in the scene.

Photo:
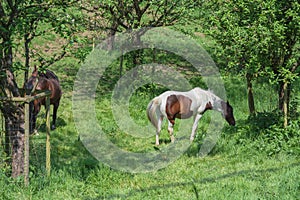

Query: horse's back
[49,79,62,102]
[158,88,213,113]
[37,70,62,104]
[40,69,59,81]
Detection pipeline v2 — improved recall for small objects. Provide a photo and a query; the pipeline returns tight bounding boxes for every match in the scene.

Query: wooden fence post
[45,96,51,176]
[24,101,30,186]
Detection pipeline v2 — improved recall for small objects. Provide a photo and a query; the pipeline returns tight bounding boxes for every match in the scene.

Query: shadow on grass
[29,127,100,180]
[92,161,300,200]
[35,117,67,133]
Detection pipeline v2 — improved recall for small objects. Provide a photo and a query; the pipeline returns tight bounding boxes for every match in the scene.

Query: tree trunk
[279,80,290,127]
[4,123,10,157]
[132,31,143,78]
[107,23,118,51]
[278,80,290,111]
[2,101,26,179]
[246,73,255,114]
[1,43,25,178]
[1,103,25,177]
[24,33,31,83]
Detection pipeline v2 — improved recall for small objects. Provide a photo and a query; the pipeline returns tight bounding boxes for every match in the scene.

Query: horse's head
[24,66,39,94]
[221,101,235,126]
[24,66,41,133]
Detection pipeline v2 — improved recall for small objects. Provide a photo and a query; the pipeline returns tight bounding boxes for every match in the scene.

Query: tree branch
[109,6,128,29]
[141,2,151,16]
[38,42,70,69]
[133,0,142,17]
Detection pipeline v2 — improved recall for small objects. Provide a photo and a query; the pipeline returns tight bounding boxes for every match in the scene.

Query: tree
[81,0,196,76]
[201,0,300,126]
[0,0,81,177]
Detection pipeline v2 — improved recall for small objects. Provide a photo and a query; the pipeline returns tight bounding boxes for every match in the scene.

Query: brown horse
[25,66,62,132]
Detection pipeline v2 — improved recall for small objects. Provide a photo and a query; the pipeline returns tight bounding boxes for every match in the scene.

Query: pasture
[0,1,299,199]
[0,56,299,199]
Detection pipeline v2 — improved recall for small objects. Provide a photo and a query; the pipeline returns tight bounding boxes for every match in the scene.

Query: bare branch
[133,0,142,17]
[141,2,151,15]
[109,6,128,29]
[38,42,69,69]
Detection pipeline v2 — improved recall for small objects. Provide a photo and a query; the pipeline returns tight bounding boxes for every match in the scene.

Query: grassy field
[1,53,300,200]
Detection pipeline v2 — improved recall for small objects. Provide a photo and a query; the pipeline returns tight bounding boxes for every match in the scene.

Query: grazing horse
[147,87,235,145]
[25,66,62,132]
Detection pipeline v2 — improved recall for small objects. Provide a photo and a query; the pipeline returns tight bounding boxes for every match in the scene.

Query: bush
[258,120,300,155]
[216,111,300,156]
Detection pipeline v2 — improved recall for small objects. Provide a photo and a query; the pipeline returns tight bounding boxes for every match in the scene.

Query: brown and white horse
[147,87,235,145]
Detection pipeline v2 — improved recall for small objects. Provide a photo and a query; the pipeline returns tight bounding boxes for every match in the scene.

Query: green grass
[0,153,299,199]
[1,54,300,200]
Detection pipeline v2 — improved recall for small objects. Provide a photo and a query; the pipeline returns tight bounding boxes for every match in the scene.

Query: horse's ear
[227,101,230,105]
[32,65,38,76]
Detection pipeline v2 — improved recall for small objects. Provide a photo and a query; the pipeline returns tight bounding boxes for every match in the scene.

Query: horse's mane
[207,88,214,94]
[206,88,223,102]
[39,69,59,81]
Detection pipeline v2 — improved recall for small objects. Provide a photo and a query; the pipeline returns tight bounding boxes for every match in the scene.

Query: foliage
[85,0,196,31]
[201,0,300,76]
[200,0,300,121]
[0,0,84,80]
[229,111,300,156]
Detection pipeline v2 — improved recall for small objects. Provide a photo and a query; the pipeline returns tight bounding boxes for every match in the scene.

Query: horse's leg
[156,116,163,145]
[32,113,38,135]
[51,101,60,130]
[33,102,41,134]
[167,120,175,143]
[190,114,202,141]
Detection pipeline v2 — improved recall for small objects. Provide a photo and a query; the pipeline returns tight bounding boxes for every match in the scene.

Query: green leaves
[201,0,300,121]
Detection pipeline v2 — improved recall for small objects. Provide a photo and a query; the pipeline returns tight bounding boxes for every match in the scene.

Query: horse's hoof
[33,129,39,135]
[51,125,56,130]
[170,136,175,143]
[154,146,160,151]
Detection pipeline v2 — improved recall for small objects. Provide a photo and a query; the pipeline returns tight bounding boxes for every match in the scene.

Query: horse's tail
[147,97,161,129]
